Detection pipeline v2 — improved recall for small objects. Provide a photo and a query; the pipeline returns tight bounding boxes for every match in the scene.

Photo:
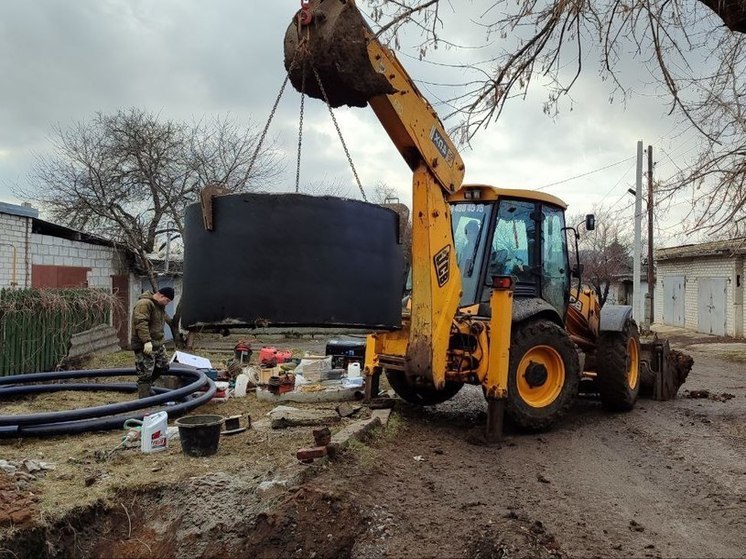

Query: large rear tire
[385,371,463,405]
[596,319,641,411]
[506,320,580,431]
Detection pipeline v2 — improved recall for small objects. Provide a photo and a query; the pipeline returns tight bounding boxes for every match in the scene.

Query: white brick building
[1,201,183,346]
[655,239,746,337]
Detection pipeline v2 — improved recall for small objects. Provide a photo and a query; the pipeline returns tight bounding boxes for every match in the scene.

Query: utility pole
[633,141,643,323]
[646,145,655,328]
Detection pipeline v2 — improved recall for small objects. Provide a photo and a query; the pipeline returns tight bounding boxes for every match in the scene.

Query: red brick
[296,446,328,461]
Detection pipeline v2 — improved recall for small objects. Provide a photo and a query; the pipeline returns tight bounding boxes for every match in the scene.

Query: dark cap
[157,286,175,300]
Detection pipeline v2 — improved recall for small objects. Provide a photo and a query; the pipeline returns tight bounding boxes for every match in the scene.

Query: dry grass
[0,346,350,524]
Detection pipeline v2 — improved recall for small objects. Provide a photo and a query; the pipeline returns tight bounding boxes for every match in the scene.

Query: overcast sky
[0,0,713,248]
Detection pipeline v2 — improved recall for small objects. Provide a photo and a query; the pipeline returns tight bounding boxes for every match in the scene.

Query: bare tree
[362,0,746,236]
[21,108,282,337]
[571,207,632,307]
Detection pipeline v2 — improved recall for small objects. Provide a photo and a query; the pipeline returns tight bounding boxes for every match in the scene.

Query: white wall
[29,233,128,288]
[0,213,31,288]
[655,255,742,336]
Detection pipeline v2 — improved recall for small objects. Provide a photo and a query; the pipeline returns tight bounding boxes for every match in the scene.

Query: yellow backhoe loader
[284,0,691,439]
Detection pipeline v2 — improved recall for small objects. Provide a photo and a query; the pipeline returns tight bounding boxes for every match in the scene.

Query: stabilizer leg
[485,397,505,444]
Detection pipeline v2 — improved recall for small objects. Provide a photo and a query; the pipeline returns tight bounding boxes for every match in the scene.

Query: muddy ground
[1,327,745,558]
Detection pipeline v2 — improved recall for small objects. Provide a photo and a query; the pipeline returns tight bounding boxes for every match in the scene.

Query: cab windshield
[451,202,492,305]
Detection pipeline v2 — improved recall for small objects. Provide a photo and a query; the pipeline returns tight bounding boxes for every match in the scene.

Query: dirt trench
[1,475,368,559]
[1,472,562,559]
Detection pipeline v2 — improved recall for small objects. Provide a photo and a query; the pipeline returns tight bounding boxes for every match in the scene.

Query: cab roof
[449,184,568,210]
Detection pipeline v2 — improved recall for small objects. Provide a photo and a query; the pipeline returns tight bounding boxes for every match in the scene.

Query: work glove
[143,341,153,356]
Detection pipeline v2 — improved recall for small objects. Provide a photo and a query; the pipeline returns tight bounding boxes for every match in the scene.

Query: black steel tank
[181,192,404,330]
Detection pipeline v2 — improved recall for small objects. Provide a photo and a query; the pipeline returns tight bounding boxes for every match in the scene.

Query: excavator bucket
[639,338,693,400]
[283,0,395,107]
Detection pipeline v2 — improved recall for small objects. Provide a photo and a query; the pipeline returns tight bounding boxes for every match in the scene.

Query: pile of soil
[0,472,40,527]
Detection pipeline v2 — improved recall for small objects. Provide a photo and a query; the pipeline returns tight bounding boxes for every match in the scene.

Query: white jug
[141,411,168,453]
[347,362,362,378]
[234,373,250,397]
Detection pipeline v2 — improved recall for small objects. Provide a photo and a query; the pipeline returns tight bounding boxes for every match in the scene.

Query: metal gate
[663,276,685,327]
[698,277,727,336]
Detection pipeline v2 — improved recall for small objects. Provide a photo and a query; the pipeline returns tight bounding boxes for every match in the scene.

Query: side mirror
[585,214,596,231]
[572,264,584,278]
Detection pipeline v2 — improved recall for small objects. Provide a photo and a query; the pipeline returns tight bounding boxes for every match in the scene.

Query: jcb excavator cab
[437,186,585,431]
[450,187,571,323]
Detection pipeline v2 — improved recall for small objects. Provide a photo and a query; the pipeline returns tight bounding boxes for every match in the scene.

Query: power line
[535,156,636,191]
[598,160,637,206]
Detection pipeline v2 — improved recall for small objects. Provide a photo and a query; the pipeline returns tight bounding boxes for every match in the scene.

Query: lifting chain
[247,39,307,186]
[251,18,368,203]
[295,62,306,194]
[310,63,368,202]
[247,68,294,184]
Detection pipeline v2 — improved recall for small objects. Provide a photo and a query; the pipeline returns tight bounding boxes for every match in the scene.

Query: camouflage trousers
[134,345,169,392]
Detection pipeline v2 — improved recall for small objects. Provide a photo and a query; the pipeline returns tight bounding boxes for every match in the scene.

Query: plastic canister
[260,346,277,364]
[234,373,250,397]
[347,362,362,378]
[141,411,169,453]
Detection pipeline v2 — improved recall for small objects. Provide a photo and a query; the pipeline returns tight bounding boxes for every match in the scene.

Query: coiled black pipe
[0,366,207,426]
[0,384,168,396]
[0,366,216,438]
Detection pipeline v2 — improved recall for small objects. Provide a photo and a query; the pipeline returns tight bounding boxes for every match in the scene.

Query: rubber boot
[137,383,152,399]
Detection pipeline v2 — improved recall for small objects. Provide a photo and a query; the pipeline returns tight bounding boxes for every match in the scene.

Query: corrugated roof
[0,201,39,219]
[657,238,746,261]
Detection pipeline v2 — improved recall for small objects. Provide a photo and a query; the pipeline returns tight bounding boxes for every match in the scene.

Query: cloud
[0,0,702,247]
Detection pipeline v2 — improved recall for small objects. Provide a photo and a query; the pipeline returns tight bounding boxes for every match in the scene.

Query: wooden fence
[0,288,111,376]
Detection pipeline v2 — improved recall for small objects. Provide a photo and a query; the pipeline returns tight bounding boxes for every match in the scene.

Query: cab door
[541,204,570,317]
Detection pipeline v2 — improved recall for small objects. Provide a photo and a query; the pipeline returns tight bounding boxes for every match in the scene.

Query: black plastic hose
[0,366,217,438]
[0,383,168,396]
[0,366,207,426]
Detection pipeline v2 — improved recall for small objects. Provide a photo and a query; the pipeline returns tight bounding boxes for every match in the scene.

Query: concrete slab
[327,408,392,456]
[269,406,340,429]
[649,323,713,339]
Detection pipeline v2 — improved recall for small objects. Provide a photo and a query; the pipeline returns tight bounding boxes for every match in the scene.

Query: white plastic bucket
[234,373,250,397]
[141,411,169,453]
[347,362,362,378]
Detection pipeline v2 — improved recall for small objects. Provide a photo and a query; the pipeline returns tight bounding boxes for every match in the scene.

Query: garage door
[698,277,727,336]
[663,276,685,327]
[32,265,90,288]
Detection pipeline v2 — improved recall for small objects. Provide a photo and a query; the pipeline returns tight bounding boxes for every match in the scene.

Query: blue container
[199,368,219,381]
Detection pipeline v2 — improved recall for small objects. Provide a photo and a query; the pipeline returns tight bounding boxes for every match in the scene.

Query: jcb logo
[430,126,455,166]
[433,245,451,287]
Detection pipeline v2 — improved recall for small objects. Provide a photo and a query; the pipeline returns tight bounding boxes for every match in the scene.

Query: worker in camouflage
[131,287,174,398]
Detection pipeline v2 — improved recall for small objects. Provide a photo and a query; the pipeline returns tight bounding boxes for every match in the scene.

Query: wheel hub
[524,361,548,388]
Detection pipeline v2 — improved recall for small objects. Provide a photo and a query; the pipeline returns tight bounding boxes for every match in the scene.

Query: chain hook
[299,0,313,26]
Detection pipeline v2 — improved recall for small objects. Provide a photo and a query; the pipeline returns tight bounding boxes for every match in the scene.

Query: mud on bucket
[175,414,225,457]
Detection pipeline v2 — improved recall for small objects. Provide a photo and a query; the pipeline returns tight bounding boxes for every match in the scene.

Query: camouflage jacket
[130,291,172,350]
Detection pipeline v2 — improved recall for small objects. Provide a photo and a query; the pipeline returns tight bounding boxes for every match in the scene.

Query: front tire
[506,319,580,431]
[385,371,463,405]
[596,319,640,411]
